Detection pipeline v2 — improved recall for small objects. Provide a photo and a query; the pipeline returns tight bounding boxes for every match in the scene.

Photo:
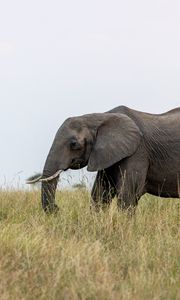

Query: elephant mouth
[70,159,87,169]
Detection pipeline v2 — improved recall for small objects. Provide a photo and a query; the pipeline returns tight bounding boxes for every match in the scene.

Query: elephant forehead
[56,121,84,141]
[61,117,85,132]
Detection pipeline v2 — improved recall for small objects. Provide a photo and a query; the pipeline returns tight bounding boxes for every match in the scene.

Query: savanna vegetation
[0,188,179,300]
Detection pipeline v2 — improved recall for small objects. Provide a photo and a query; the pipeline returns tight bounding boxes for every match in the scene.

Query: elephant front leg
[117,151,149,214]
[117,175,144,215]
[91,170,116,212]
[117,178,140,215]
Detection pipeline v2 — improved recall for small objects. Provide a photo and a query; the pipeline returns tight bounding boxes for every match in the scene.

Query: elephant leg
[91,169,117,212]
[117,149,149,214]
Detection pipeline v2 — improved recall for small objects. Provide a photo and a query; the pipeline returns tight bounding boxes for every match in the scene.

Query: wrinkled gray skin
[41,106,180,213]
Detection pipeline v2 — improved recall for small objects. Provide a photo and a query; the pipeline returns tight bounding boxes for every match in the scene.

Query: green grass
[0,189,179,300]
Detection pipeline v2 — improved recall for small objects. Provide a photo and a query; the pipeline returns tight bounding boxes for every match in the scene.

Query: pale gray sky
[0,0,180,188]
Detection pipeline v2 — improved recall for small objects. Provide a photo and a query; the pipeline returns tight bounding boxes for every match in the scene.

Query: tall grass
[0,189,179,300]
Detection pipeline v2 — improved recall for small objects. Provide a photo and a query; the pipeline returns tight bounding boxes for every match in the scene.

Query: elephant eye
[70,139,82,150]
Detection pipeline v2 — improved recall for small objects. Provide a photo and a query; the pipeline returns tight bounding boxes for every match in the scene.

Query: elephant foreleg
[91,170,117,212]
[117,149,149,214]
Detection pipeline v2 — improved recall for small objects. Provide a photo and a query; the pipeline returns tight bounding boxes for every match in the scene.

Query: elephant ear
[87,113,142,171]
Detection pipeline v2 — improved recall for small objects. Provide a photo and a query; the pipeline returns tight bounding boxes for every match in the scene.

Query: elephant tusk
[40,170,62,182]
[26,175,42,184]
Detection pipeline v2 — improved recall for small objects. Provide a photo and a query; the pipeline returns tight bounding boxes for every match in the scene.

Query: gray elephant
[27,105,180,213]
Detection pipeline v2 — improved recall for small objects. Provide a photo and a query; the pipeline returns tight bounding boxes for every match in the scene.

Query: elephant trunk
[40,146,62,213]
[41,176,59,213]
[40,137,70,213]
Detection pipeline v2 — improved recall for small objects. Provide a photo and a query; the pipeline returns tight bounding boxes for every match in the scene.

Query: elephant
[27,105,180,214]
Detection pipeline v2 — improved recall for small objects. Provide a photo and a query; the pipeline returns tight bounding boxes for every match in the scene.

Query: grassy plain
[0,189,179,300]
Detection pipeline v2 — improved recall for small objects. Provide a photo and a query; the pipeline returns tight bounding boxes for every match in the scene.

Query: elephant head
[27,113,142,213]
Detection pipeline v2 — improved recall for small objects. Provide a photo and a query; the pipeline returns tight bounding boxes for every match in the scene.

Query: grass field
[0,188,179,300]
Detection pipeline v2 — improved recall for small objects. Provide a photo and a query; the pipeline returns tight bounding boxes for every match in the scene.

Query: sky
[0,0,180,188]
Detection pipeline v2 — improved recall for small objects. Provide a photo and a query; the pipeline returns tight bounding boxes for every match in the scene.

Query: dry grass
[0,188,179,300]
